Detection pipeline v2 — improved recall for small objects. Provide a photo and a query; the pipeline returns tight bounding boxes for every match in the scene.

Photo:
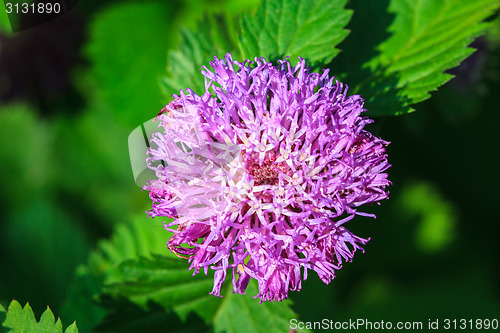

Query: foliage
[356,0,500,115]
[85,1,177,126]
[103,256,306,333]
[1,300,78,333]
[59,213,169,332]
[163,0,499,116]
[1,0,499,332]
[162,14,240,97]
[71,212,308,332]
[238,0,352,66]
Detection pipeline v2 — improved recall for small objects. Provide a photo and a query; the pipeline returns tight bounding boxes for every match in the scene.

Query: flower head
[144,53,390,302]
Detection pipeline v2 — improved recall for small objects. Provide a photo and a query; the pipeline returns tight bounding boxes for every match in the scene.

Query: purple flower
[144,53,390,302]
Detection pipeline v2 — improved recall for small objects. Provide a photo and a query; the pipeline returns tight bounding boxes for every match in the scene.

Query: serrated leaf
[103,255,217,323]
[74,171,309,333]
[104,255,310,333]
[60,213,171,332]
[238,0,352,67]
[87,213,173,283]
[60,266,107,333]
[356,0,500,116]
[162,14,240,98]
[212,280,309,333]
[1,300,78,333]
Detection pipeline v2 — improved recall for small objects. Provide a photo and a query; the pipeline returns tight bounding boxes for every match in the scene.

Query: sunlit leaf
[1,300,78,333]
[239,0,352,66]
[354,0,500,115]
[104,255,310,333]
[87,213,171,283]
[104,255,216,322]
[213,280,305,333]
[162,14,240,97]
[162,0,352,99]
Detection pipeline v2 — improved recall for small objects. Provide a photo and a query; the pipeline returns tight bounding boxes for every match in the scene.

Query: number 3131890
[443,319,498,330]
[5,2,61,14]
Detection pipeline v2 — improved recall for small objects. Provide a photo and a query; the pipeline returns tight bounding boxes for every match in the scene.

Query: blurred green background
[0,0,499,331]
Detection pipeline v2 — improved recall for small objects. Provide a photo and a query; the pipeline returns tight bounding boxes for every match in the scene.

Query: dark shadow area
[359,72,413,116]
[56,188,112,240]
[95,296,209,333]
[327,0,412,116]
[0,11,87,116]
[330,0,393,83]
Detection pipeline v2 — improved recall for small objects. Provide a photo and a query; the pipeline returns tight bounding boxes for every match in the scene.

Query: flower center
[245,151,289,186]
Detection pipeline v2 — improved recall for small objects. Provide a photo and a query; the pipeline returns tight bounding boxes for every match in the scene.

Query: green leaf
[103,255,216,322]
[104,255,310,333]
[238,0,352,66]
[71,179,307,332]
[162,14,240,98]
[1,300,78,333]
[357,0,500,116]
[60,266,107,333]
[86,1,177,126]
[87,213,173,284]
[79,210,307,332]
[60,213,170,332]
[212,280,307,333]
[0,2,11,33]
[162,0,353,98]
